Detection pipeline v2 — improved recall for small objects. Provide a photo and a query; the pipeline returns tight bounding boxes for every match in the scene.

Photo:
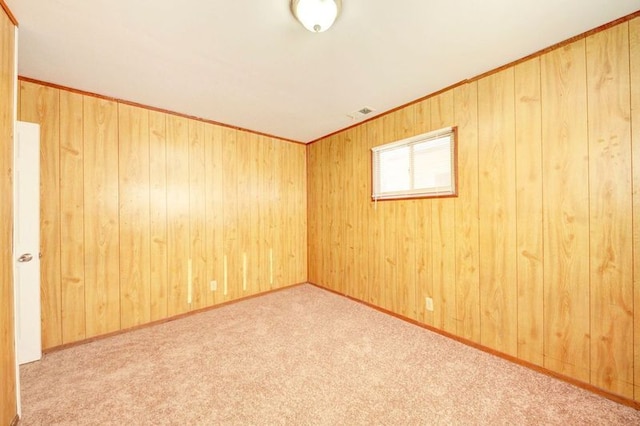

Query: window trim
[370,126,458,201]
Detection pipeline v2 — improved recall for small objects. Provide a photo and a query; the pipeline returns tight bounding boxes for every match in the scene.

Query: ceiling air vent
[347,106,376,121]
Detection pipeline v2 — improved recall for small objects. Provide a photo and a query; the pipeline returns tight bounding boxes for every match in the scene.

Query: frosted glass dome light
[291,0,342,33]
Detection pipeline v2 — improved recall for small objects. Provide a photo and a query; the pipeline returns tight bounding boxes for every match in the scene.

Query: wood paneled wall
[18,81,308,350]
[0,4,16,424]
[308,17,640,401]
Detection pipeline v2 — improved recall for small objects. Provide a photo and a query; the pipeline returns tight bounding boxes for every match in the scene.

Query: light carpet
[19,284,640,425]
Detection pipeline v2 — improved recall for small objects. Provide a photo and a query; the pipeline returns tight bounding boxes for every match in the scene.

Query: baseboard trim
[10,414,19,426]
[309,282,640,411]
[43,282,307,354]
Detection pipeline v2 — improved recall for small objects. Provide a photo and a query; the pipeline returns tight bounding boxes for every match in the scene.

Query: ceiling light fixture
[291,0,342,33]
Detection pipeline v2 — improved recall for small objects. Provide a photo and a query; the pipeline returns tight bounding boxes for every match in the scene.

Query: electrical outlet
[425,297,434,312]
[210,280,217,291]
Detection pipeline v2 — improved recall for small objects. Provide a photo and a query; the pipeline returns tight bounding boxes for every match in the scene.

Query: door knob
[18,253,33,263]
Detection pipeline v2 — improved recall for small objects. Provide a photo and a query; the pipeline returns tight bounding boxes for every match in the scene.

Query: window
[371,127,457,200]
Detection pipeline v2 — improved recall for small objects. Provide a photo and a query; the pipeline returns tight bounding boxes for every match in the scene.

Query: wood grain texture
[477,68,518,357]
[412,100,434,325]
[118,103,151,329]
[59,90,86,344]
[329,133,346,295]
[258,136,274,292]
[0,10,16,423]
[166,115,190,316]
[380,115,398,313]
[630,16,640,403]
[306,17,639,401]
[353,124,371,303]
[19,79,309,353]
[453,82,481,344]
[235,130,253,295]
[205,123,223,304]
[246,133,261,295]
[17,15,639,401]
[149,110,168,321]
[222,128,239,300]
[514,58,544,366]
[307,141,319,285]
[83,96,120,337]
[396,199,417,320]
[392,107,417,320]
[310,131,329,288]
[319,136,332,291]
[384,165,400,319]
[20,81,62,348]
[342,129,356,299]
[281,138,306,288]
[272,135,285,290]
[586,24,633,398]
[431,92,456,333]
[289,142,308,285]
[188,120,206,307]
[541,40,591,382]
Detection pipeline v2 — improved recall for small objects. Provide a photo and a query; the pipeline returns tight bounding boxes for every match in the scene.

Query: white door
[14,121,41,365]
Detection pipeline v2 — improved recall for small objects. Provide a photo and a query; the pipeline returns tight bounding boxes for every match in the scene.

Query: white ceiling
[7,0,640,143]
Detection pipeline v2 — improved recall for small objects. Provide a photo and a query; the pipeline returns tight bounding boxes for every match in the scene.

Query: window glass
[372,127,456,200]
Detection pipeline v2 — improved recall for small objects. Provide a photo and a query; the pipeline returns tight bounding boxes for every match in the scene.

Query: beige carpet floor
[19,284,640,425]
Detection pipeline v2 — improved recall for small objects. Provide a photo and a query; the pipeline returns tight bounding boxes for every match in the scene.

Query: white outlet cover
[425,297,434,312]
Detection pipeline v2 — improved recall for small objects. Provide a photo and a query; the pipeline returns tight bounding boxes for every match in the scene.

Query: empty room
[2,0,640,424]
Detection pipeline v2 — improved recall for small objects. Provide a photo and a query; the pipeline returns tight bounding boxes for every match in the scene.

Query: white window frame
[371,126,457,201]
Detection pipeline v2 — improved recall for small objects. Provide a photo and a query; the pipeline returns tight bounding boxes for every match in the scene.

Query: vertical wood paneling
[326,136,336,292]
[586,24,633,398]
[247,134,261,295]
[315,135,329,289]
[272,136,285,289]
[307,141,319,285]
[306,17,639,401]
[396,199,416,319]
[118,103,151,329]
[329,133,346,294]
[453,82,481,343]
[318,137,331,290]
[309,140,321,286]
[431,92,456,333]
[20,13,639,401]
[149,110,168,320]
[254,135,266,293]
[236,131,252,295]
[393,107,417,320]
[222,128,239,299]
[188,120,206,307]
[413,100,434,325]
[59,90,85,343]
[342,129,356,298]
[541,40,590,382]
[166,115,190,315]
[20,79,308,353]
[353,124,371,303]
[380,114,398,312]
[258,136,274,292]
[514,58,544,366]
[630,16,640,403]
[290,142,307,284]
[478,68,518,356]
[0,10,16,423]
[84,96,120,337]
[299,142,308,284]
[282,140,304,287]
[205,123,223,304]
[20,81,62,348]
